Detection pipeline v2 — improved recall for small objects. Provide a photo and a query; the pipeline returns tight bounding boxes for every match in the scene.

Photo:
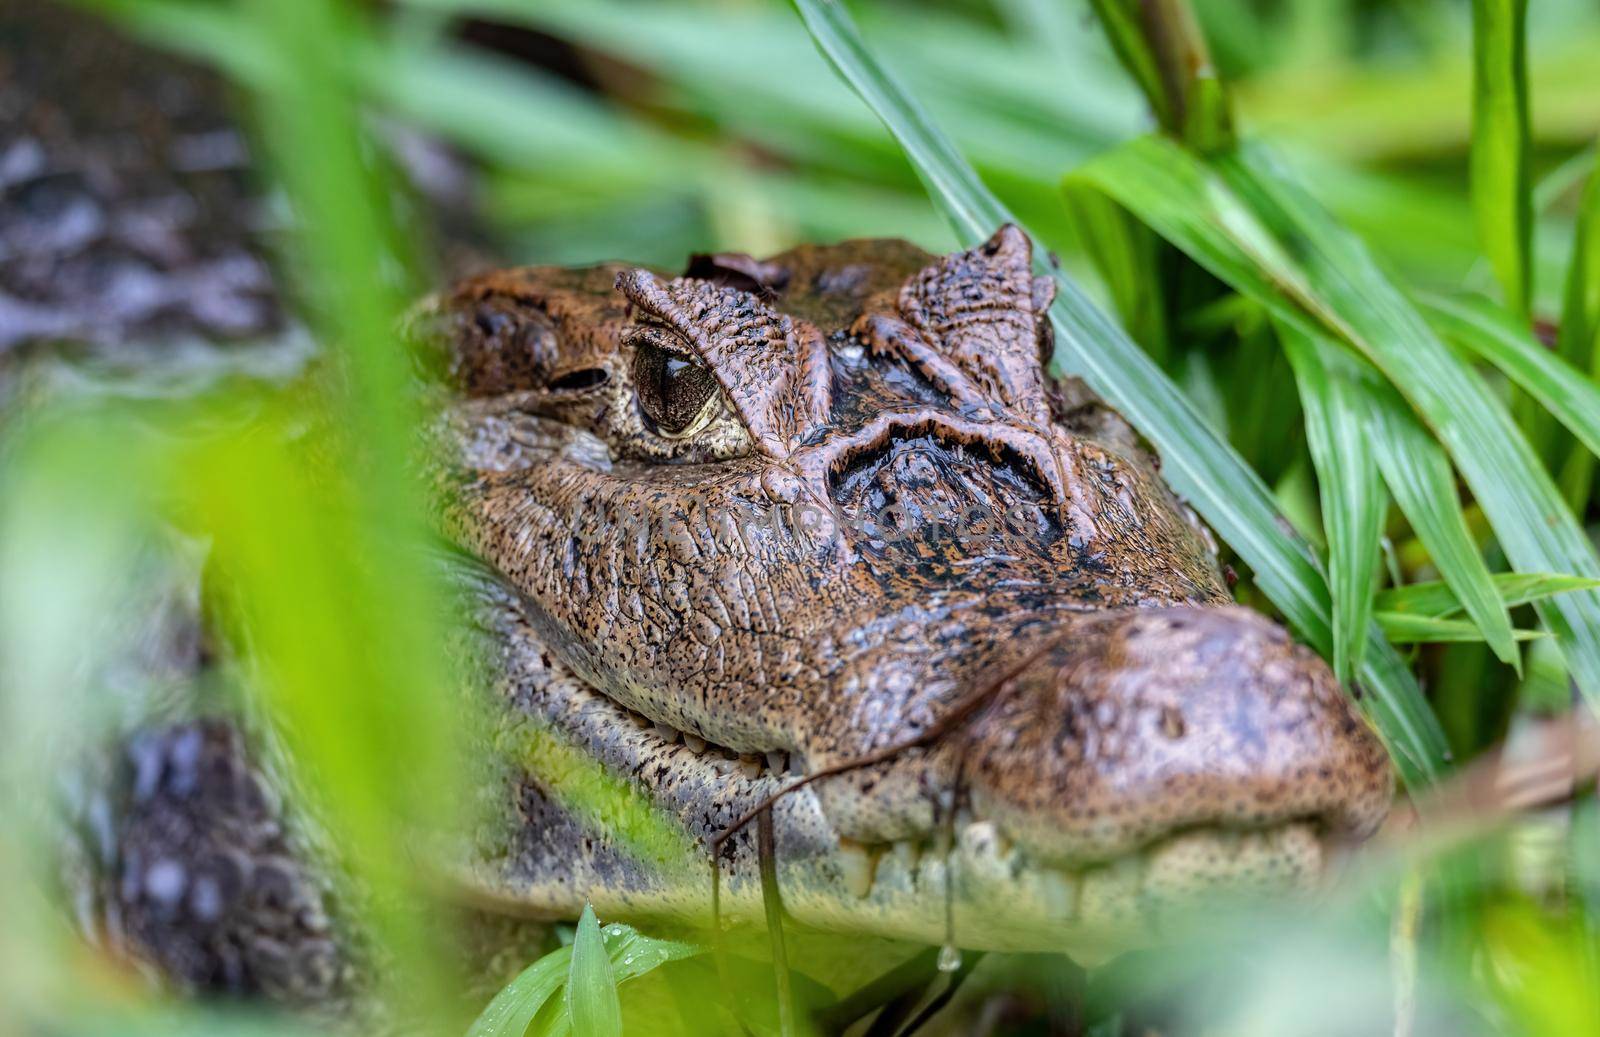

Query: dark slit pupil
[634,342,717,434]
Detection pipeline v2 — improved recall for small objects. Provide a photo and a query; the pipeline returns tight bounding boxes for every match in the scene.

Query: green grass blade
[1469,0,1534,317]
[468,947,574,1037]
[468,919,699,1037]
[1084,0,1233,151]
[566,906,622,1037]
[1557,144,1600,373]
[1071,134,1600,718]
[1084,0,1175,131]
[1279,324,1385,686]
[1376,573,1600,618]
[1554,145,1600,507]
[1062,183,1170,363]
[791,0,1448,785]
[1417,291,1600,461]
[1376,612,1544,645]
[1361,379,1520,668]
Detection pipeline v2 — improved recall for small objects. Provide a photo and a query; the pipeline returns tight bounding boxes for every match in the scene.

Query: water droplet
[623,955,635,966]
[937,945,962,973]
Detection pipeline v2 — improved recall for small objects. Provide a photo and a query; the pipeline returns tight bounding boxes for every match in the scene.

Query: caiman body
[424,227,1392,956]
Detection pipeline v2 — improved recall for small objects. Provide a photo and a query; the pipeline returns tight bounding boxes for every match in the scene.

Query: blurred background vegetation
[2,0,1599,1034]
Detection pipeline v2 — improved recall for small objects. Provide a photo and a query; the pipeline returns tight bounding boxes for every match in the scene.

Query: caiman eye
[633,339,721,437]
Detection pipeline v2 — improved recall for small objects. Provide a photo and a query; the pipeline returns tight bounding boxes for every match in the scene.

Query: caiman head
[422,226,1392,955]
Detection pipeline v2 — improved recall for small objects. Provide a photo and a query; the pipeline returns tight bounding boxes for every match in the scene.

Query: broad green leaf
[791,0,1448,784]
[1279,324,1385,686]
[565,906,622,1037]
[1418,291,1600,461]
[1376,612,1543,645]
[1469,0,1533,318]
[1361,378,1519,668]
[595,926,701,985]
[1375,573,1600,619]
[1071,134,1600,719]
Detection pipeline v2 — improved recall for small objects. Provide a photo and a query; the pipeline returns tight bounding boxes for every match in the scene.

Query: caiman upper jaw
[963,605,1393,865]
[804,605,1392,873]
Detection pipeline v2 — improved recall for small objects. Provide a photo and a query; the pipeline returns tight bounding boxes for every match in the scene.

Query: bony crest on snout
[792,224,1076,516]
[854,224,1057,429]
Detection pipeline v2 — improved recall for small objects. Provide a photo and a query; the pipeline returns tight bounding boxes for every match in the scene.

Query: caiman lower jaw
[782,819,1331,957]
[459,810,1338,959]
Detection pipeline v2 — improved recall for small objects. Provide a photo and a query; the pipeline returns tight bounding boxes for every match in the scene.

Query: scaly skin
[15,0,1389,1007]
[71,228,1393,1008]
[423,226,1393,957]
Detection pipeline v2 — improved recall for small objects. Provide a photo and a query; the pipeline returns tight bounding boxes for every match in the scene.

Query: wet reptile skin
[421,226,1393,958]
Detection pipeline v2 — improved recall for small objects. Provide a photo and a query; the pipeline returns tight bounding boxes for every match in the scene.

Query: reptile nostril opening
[546,368,609,393]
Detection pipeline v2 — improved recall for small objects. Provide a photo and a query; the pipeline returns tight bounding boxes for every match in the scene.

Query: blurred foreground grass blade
[1469,0,1533,318]
[1071,135,1600,716]
[1376,573,1600,618]
[220,0,457,1016]
[1418,292,1600,460]
[566,906,622,1037]
[1362,380,1519,668]
[790,0,1448,785]
[184,420,459,1011]
[1280,325,1385,685]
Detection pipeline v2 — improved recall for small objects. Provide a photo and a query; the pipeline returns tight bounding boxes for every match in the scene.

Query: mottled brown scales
[428,226,1392,952]
[79,228,1395,1006]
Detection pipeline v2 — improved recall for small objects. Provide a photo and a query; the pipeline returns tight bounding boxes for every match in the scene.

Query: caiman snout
[964,606,1393,865]
[808,605,1391,901]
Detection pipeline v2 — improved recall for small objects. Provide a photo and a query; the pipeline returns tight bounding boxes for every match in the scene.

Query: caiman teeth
[832,820,1324,913]
[653,722,682,744]
[682,733,707,754]
[837,838,880,899]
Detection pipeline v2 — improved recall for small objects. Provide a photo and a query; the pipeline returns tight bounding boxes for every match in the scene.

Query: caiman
[81,227,1393,1009]
[10,2,1391,1007]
